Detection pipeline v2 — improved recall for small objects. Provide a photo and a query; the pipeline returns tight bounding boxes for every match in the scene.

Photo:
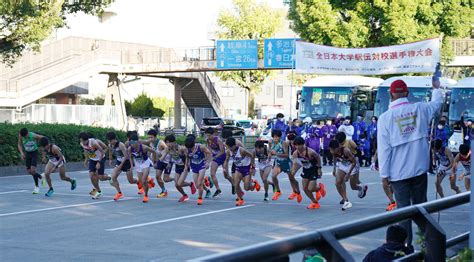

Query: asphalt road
[0,166,470,261]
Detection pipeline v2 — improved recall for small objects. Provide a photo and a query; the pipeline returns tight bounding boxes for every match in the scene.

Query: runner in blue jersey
[185,136,212,205]
[206,127,232,198]
[147,129,167,198]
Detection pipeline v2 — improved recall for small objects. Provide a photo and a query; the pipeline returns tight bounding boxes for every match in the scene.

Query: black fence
[193,192,470,262]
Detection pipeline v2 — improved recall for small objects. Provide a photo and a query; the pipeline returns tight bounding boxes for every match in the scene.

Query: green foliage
[215,0,284,116]
[288,0,474,63]
[130,93,164,118]
[0,0,114,65]
[152,97,174,117]
[448,247,472,262]
[0,122,125,166]
[124,100,132,115]
[291,74,319,87]
[79,96,105,105]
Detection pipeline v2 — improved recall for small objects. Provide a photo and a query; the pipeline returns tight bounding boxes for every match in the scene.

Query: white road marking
[0,199,129,217]
[0,175,31,179]
[106,205,255,231]
[0,190,27,195]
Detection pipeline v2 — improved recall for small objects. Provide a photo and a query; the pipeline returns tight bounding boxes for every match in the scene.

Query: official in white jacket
[377,79,443,249]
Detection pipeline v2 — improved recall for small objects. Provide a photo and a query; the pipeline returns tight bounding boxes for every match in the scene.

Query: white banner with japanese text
[295,38,440,75]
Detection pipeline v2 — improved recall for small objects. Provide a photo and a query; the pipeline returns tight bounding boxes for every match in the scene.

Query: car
[223,119,245,136]
[237,120,257,136]
[200,117,224,135]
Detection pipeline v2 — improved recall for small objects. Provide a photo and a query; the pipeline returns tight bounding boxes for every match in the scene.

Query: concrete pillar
[174,79,182,128]
[105,73,127,130]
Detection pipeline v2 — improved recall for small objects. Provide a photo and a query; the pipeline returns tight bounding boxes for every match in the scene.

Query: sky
[57,0,288,48]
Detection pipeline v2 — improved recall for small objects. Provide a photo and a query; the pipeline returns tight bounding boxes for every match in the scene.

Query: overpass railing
[193,192,470,262]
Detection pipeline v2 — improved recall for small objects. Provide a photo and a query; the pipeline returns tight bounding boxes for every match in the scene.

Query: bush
[0,123,126,166]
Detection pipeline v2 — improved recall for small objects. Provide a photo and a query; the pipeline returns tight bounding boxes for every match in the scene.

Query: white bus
[297,76,383,122]
[448,77,474,153]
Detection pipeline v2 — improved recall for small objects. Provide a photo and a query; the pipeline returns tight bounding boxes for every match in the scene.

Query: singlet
[231,147,251,167]
[334,149,352,166]
[169,147,185,166]
[22,132,38,152]
[459,152,471,174]
[151,139,167,161]
[270,140,287,161]
[296,147,318,170]
[435,148,451,167]
[46,145,61,162]
[81,139,102,161]
[112,141,125,162]
[130,144,148,162]
[207,136,223,156]
[342,140,358,155]
[256,147,272,165]
[188,144,205,165]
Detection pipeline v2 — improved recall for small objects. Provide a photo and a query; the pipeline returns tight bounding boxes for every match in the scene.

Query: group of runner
[20,125,473,211]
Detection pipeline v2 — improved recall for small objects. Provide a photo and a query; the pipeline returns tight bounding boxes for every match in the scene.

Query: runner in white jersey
[160,134,197,202]
[147,129,166,197]
[253,140,275,201]
[432,139,459,198]
[128,134,157,203]
[39,137,76,197]
[225,137,260,206]
[453,144,471,191]
[79,132,112,199]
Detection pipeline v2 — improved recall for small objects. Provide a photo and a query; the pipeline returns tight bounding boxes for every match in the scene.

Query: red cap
[390,80,408,93]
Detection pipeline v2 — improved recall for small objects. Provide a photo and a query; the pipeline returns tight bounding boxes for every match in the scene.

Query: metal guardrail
[194,192,470,262]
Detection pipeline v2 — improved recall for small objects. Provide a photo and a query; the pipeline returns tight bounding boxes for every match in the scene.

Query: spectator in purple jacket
[305,120,322,154]
[321,119,338,165]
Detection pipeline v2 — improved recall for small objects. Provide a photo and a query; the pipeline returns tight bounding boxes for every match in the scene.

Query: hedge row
[0,123,205,166]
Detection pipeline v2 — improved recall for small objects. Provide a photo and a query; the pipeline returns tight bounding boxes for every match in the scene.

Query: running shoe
[114,192,123,201]
[212,189,222,198]
[178,195,189,202]
[264,193,269,202]
[253,180,261,192]
[296,193,303,203]
[157,191,168,198]
[272,191,282,201]
[137,181,143,190]
[339,199,344,205]
[45,188,54,197]
[92,191,103,199]
[231,185,236,195]
[358,185,368,199]
[32,186,40,194]
[209,175,214,188]
[142,196,149,203]
[288,192,297,200]
[148,177,155,188]
[386,202,397,211]
[205,189,211,199]
[307,202,321,209]
[197,198,203,205]
[89,188,97,196]
[204,177,210,188]
[235,198,245,206]
[190,182,197,195]
[108,177,114,186]
[316,191,322,202]
[138,188,144,195]
[342,201,352,211]
[318,183,326,198]
[71,179,77,190]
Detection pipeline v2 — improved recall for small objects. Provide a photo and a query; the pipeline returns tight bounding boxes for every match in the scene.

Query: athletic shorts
[236,165,251,177]
[336,160,359,176]
[25,151,38,169]
[175,165,185,175]
[115,159,131,172]
[191,162,206,174]
[274,159,291,173]
[155,160,172,175]
[212,153,226,166]
[301,167,319,180]
[257,161,273,171]
[134,159,152,173]
[49,156,66,168]
[231,162,236,174]
[89,158,106,174]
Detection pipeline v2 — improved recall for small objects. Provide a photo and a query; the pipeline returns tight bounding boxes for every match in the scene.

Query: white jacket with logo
[377,89,443,181]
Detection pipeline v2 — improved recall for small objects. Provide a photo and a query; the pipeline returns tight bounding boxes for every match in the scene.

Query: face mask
[372,119,376,123]
[357,116,362,121]
[327,121,332,125]
[344,121,350,125]
[278,118,284,121]
[437,125,443,130]
[312,124,317,127]
[468,121,472,126]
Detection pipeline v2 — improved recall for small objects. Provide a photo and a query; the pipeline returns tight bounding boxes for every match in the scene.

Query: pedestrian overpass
[1,36,472,130]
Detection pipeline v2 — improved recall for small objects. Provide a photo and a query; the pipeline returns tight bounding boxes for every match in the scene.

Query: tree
[0,0,113,65]
[288,0,474,63]
[152,97,174,117]
[79,95,105,105]
[130,93,164,118]
[215,0,284,116]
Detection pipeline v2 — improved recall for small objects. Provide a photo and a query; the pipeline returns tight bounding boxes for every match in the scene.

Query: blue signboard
[264,38,296,69]
[216,40,258,69]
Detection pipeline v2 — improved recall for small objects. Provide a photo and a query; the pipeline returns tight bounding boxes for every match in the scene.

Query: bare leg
[174,173,187,196]
[335,170,348,201]
[111,167,122,193]
[210,162,221,191]
[435,173,446,198]
[142,168,151,197]
[271,166,282,192]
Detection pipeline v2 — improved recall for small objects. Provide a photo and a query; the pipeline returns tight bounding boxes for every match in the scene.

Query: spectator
[338,116,354,140]
[302,117,313,136]
[357,133,371,167]
[367,116,378,162]
[363,225,410,262]
[434,118,450,147]
[334,113,344,128]
[377,78,443,250]
[289,119,304,137]
[321,119,338,165]
[352,114,366,142]
[305,120,322,154]
[267,113,289,139]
